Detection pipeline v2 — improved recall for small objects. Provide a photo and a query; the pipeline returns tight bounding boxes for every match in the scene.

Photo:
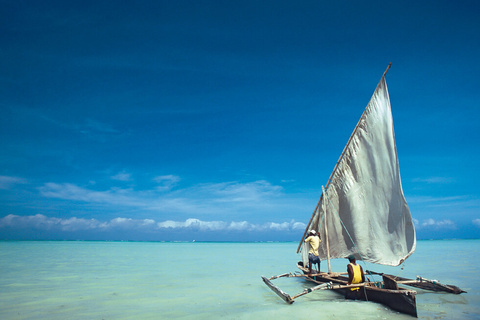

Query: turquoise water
[0,240,478,319]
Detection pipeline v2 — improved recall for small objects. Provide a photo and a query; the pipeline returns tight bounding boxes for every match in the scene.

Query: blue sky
[1,0,479,241]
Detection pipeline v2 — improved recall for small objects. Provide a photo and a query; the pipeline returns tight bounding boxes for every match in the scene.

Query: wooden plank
[291,282,332,300]
[268,273,291,280]
[261,276,294,304]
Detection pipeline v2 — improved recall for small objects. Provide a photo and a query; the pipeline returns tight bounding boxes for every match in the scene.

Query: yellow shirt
[304,235,320,256]
[349,263,363,291]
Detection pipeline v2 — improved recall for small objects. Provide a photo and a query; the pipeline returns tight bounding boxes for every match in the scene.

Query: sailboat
[262,64,465,317]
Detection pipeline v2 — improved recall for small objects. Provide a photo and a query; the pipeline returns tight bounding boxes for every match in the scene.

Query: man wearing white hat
[304,230,321,275]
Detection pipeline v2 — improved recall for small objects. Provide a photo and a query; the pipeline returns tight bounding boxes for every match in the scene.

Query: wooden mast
[322,186,332,273]
[383,62,392,77]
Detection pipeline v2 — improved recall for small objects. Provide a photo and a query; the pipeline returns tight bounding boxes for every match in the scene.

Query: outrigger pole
[262,274,339,303]
[262,274,387,304]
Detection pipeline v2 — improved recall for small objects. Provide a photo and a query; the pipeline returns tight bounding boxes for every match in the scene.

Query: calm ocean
[0,240,478,319]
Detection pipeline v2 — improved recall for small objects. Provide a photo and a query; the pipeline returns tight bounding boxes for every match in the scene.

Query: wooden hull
[297,262,417,317]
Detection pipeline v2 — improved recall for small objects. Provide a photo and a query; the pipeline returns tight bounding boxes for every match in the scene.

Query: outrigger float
[261,64,465,317]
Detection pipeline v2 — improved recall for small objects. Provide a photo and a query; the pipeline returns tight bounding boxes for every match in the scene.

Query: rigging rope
[394,261,407,280]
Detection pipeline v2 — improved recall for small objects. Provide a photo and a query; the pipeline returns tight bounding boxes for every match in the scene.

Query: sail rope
[394,261,407,280]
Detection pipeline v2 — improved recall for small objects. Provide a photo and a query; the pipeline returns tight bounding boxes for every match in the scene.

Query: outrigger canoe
[261,64,465,317]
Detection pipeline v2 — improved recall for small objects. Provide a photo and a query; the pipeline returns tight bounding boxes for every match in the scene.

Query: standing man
[346,254,365,300]
[304,230,321,275]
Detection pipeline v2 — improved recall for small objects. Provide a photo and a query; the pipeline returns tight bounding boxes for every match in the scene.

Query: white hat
[309,230,316,235]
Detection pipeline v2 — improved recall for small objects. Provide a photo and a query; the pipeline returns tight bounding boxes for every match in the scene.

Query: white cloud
[156,218,305,232]
[0,176,28,189]
[183,218,227,231]
[412,177,454,184]
[0,214,304,233]
[111,171,132,181]
[154,175,180,191]
[407,195,469,205]
[157,218,227,231]
[210,180,283,201]
[292,221,307,230]
[0,214,102,231]
[58,217,103,231]
[407,195,480,213]
[267,221,291,231]
[473,219,480,228]
[38,183,145,207]
[414,218,456,229]
[228,221,252,231]
[37,179,294,217]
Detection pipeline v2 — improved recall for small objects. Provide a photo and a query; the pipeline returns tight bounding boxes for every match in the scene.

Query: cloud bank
[0,174,315,240]
[1,173,479,240]
[0,175,27,189]
[35,178,293,218]
[0,214,305,233]
[413,218,456,230]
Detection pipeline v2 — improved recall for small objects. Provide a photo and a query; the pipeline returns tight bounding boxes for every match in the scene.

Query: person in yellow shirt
[304,230,321,275]
[346,254,365,300]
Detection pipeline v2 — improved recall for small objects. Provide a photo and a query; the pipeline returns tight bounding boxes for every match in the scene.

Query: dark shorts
[345,288,362,300]
[308,253,320,264]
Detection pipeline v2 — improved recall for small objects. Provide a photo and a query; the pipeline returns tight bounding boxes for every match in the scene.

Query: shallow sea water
[0,240,478,319]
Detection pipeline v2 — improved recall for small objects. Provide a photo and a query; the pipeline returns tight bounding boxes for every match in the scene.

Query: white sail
[301,75,416,267]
